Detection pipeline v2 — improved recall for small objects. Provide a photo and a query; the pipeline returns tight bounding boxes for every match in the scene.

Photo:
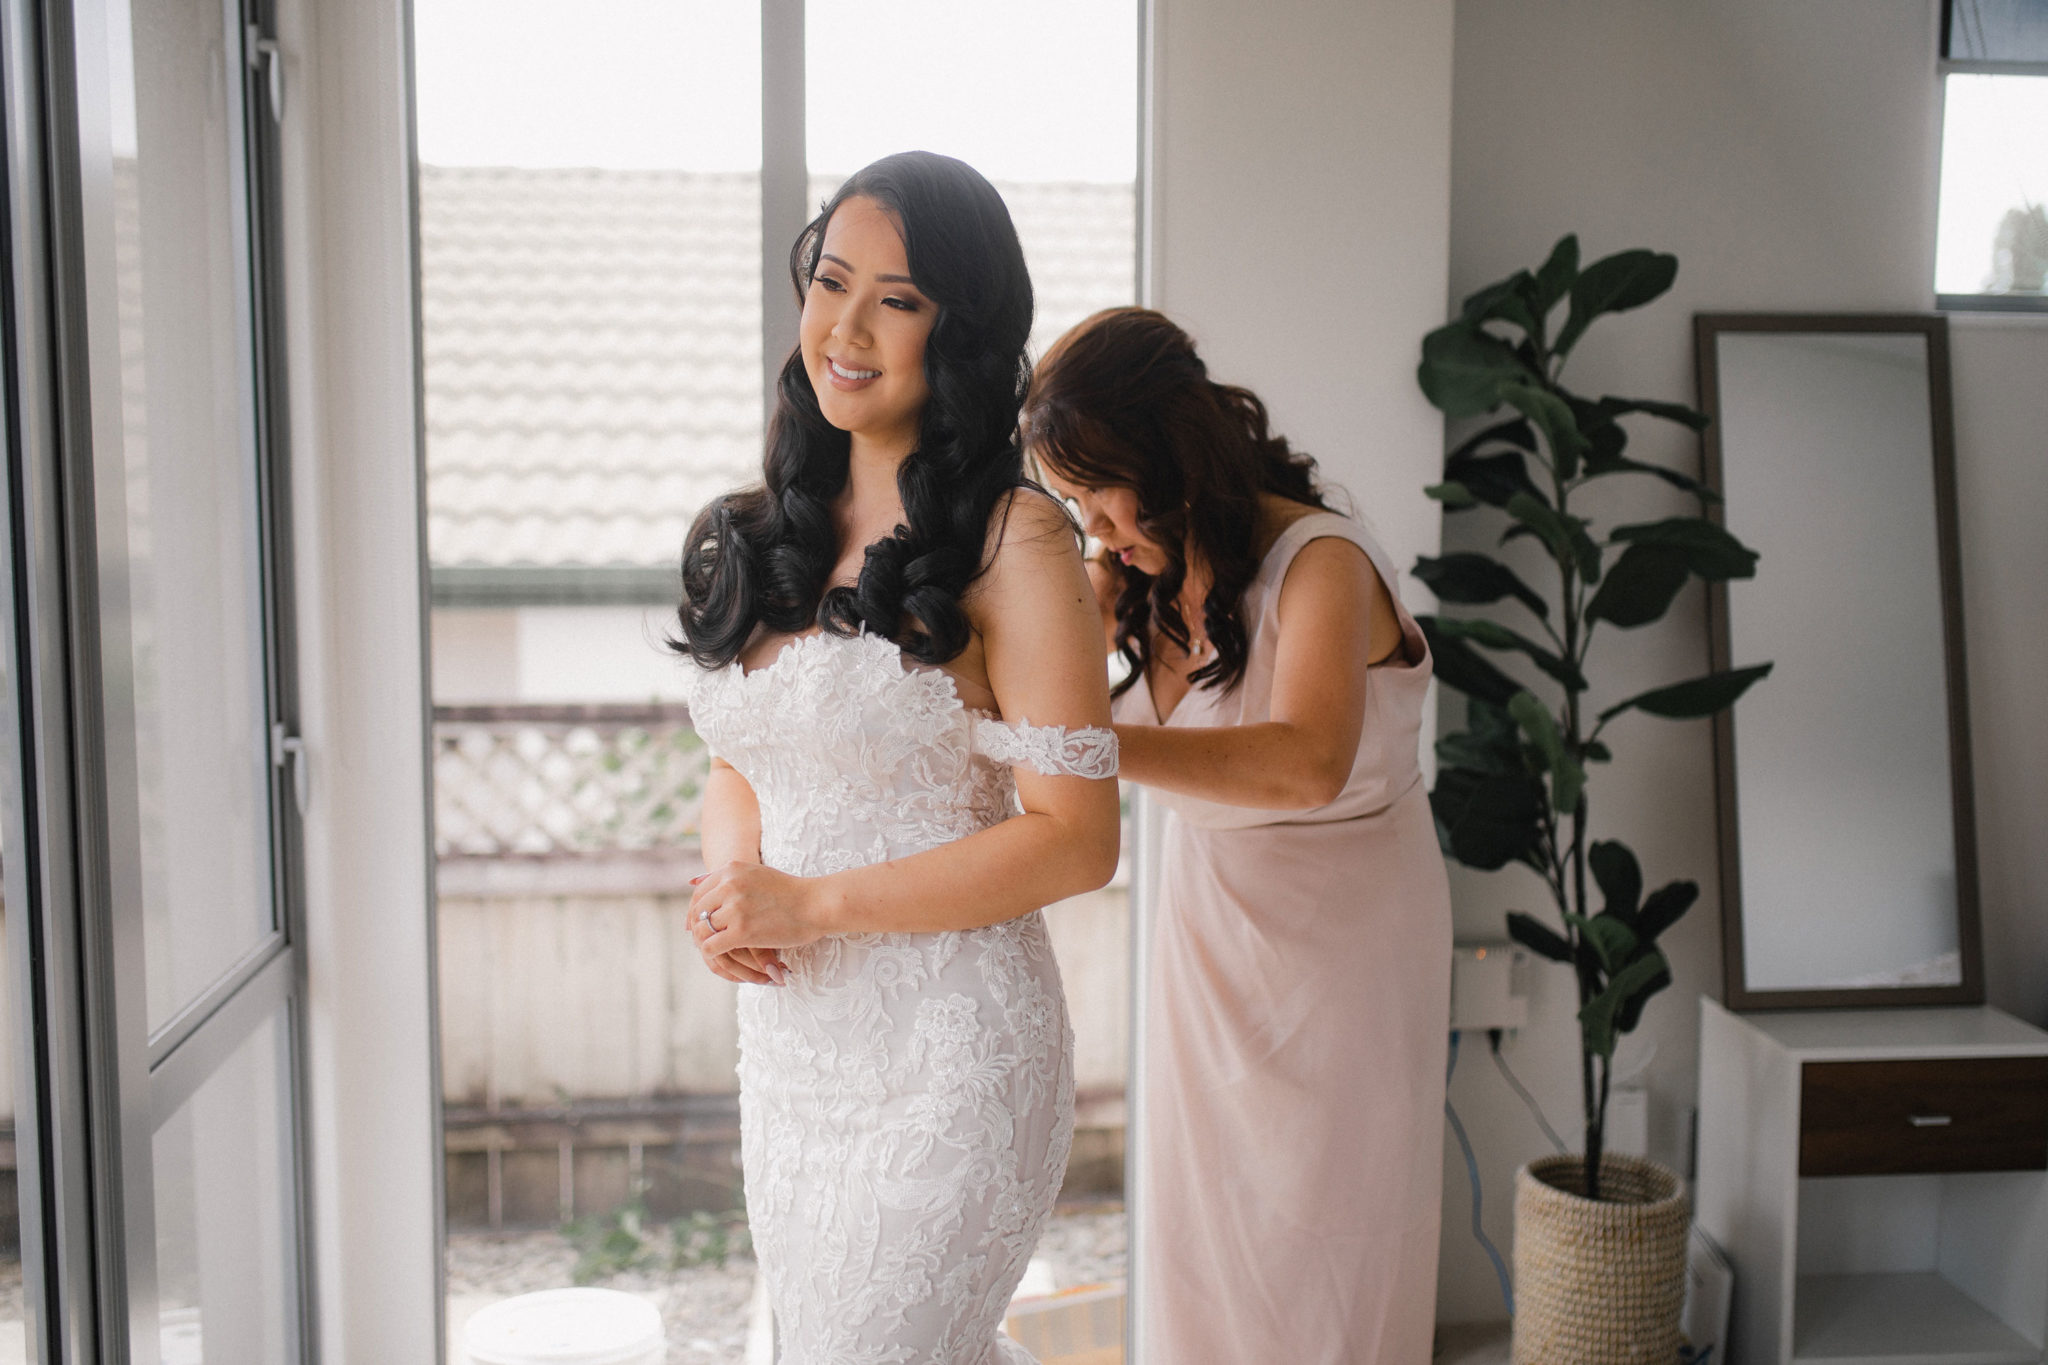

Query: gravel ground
[446,1204,1126,1364]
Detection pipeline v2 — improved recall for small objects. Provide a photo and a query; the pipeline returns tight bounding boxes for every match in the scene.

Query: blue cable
[1445,1030,1515,1318]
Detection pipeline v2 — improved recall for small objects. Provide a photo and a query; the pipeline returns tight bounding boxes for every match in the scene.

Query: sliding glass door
[0,0,312,1359]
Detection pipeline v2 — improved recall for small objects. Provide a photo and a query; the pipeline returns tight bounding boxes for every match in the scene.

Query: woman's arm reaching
[1113,536,1395,809]
[689,493,1120,957]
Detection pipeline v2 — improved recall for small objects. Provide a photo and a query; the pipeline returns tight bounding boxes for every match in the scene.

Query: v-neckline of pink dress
[1132,511,1332,726]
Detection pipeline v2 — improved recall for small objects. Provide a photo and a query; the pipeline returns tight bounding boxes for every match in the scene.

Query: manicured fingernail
[766,963,786,985]
[689,873,706,885]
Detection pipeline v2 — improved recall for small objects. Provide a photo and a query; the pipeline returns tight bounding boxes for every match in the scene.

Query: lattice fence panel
[433,705,708,857]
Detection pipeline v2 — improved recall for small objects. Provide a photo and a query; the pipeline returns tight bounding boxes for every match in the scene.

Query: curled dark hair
[674,151,1034,668]
[1022,307,1330,696]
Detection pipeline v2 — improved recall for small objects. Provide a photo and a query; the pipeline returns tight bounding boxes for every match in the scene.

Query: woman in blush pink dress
[1026,308,1452,1365]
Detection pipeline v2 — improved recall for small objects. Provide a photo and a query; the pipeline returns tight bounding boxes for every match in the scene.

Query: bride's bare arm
[689,494,1120,952]
[696,758,780,984]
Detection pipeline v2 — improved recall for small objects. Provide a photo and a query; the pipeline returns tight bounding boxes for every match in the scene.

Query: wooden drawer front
[1800,1057,2048,1177]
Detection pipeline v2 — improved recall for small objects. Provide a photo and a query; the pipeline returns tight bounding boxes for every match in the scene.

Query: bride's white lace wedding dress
[684,629,1119,1365]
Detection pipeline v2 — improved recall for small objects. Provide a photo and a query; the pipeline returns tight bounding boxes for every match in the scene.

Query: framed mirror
[1694,314,1983,1010]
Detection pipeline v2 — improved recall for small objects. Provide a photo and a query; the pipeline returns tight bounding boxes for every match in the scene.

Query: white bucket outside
[462,1288,665,1365]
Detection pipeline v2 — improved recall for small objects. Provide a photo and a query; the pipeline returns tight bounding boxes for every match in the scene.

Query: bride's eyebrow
[819,252,917,287]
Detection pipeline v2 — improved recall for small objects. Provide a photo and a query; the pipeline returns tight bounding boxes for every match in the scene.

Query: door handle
[1908,1114,1953,1128]
[245,23,284,123]
[271,723,309,815]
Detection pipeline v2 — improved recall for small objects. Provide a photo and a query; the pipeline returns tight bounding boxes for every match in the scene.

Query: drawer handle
[1909,1114,1953,1128]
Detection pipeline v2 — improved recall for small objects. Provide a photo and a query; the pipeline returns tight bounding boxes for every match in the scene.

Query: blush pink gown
[1115,511,1451,1364]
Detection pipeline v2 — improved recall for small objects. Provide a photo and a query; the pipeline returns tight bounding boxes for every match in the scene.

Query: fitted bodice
[687,629,1118,877]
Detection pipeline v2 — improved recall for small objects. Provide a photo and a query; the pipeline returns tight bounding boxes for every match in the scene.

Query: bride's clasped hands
[687,861,820,983]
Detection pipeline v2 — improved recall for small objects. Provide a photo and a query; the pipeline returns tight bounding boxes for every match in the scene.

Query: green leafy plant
[1415,235,1772,1200]
[669,1208,753,1269]
[563,1197,663,1284]
[562,1195,755,1282]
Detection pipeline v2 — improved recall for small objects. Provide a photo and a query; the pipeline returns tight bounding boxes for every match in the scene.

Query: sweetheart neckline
[722,630,1003,723]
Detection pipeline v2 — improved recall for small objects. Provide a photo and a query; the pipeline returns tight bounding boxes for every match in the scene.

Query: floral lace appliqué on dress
[686,630,1118,1365]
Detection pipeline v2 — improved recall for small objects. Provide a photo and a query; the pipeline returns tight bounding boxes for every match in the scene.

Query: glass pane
[1947,0,2048,62]
[413,0,765,578]
[98,0,278,1032]
[1936,74,2048,298]
[805,0,1140,358]
[410,3,770,1358]
[806,2,1140,1343]
[152,1011,298,1364]
[0,767,29,1356]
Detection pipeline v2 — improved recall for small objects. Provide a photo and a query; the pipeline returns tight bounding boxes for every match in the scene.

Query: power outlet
[1450,940,1529,1032]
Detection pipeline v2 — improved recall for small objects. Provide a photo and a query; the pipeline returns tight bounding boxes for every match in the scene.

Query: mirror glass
[1708,322,1978,1002]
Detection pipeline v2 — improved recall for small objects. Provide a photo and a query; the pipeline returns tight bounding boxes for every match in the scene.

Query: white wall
[1147,0,1454,578]
[278,0,443,1358]
[1440,0,2048,1323]
[1949,317,2048,1021]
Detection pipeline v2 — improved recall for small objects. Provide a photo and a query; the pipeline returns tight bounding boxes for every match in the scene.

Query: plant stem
[1549,407,1603,1201]
[1586,1053,1609,1202]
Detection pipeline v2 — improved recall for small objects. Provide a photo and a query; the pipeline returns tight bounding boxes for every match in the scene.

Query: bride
[672,151,1122,1363]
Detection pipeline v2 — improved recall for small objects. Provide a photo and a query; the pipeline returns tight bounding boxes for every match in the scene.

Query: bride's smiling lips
[825,355,881,391]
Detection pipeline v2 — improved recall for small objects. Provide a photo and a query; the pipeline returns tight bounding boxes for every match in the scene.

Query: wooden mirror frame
[1694,313,1983,1011]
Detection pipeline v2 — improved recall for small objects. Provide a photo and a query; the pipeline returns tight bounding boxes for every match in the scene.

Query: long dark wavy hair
[674,151,1035,668]
[1023,307,1331,696]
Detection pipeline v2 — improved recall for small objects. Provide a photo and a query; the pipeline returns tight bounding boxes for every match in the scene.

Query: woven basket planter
[1511,1153,1690,1365]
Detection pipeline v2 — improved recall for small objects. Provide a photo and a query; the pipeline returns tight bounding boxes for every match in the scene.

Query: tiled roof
[421,166,1135,569]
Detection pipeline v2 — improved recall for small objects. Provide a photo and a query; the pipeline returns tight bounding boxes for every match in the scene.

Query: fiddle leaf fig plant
[1415,235,1772,1200]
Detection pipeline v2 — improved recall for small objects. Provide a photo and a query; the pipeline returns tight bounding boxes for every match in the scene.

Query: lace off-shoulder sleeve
[974,716,1119,779]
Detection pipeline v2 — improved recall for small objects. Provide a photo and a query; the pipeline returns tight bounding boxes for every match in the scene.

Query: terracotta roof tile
[422,166,1134,568]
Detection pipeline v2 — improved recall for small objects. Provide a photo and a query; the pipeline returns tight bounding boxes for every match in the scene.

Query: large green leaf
[1415,553,1550,619]
[1614,963,1672,1034]
[1508,911,1573,963]
[1588,840,1643,921]
[1636,880,1700,941]
[1461,272,1542,337]
[1419,617,1526,707]
[1584,544,1690,628]
[1598,395,1710,433]
[1509,689,1584,816]
[1426,481,1479,510]
[1598,662,1774,723]
[1435,618,1587,692]
[1448,417,1536,463]
[1580,950,1669,1057]
[1435,697,1525,776]
[1431,766,1546,871]
[1555,249,1679,358]
[1506,492,1603,584]
[1611,518,1759,580]
[1418,323,1528,417]
[1580,444,1722,502]
[1532,234,1579,317]
[1500,381,1591,478]
[1566,911,1640,975]
[1447,449,1545,508]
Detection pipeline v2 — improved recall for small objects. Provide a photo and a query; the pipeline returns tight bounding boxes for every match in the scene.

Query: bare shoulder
[1275,533,1388,624]
[966,487,1092,625]
[1276,533,1403,662]
[972,488,1085,590]
[988,485,1080,556]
